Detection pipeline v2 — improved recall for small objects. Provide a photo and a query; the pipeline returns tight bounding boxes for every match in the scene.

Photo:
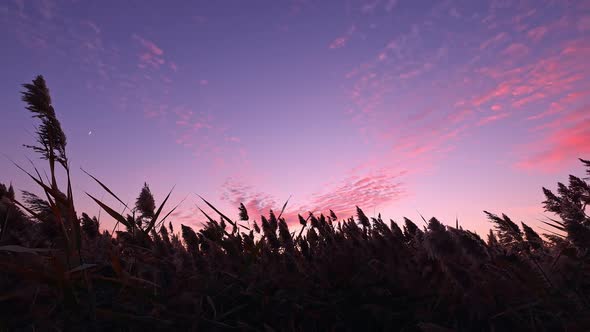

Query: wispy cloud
[501,43,529,58]
[342,16,462,165]
[470,38,589,117]
[527,26,548,42]
[133,34,166,69]
[0,1,122,85]
[220,166,407,226]
[165,103,245,168]
[133,34,163,55]
[517,104,590,170]
[329,25,356,49]
[338,0,590,176]
[479,32,508,50]
[329,37,348,49]
[477,112,509,126]
[221,179,281,221]
[302,168,406,218]
[528,91,589,121]
[169,205,202,226]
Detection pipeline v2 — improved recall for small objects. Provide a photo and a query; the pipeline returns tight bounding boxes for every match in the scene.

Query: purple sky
[1,0,589,235]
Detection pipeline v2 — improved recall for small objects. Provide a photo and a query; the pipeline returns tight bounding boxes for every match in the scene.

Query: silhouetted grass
[1,76,590,331]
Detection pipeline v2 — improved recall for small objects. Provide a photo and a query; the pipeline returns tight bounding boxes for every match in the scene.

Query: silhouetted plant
[136,183,156,220]
[80,213,100,239]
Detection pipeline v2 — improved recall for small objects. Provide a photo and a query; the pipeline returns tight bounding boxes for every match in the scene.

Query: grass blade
[81,168,129,210]
[156,195,187,230]
[86,192,133,229]
[12,161,66,205]
[145,186,175,233]
[277,195,292,220]
[196,205,216,224]
[539,220,566,232]
[197,194,236,228]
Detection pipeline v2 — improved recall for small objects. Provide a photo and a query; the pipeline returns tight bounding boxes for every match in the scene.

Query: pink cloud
[329,37,348,49]
[173,106,214,150]
[446,108,473,123]
[471,38,589,120]
[173,107,212,131]
[302,168,407,218]
[341,20,469,168]
[133,34,167,70]
[473,81,512,106]
[479,32,507,50]
[477,112,510,126]
[329,25,356,49]
[221,167,407,227]
[527,26,547,42]
[406,144,437,158]
[512,92,546,108]
[339,1,590,178]
[138,52,165,69]
[560,39,590,56]
[512,8,537,23]
[398,63,433,80]
[531,98,590,131]
[168,105,244,165]
[502,43,529,58]
[133,34,163,55]
[221,179,280,222]
[169,206,201,226]
[407,108,434,123]
[144,104,168,118]
[517,105,590,170]
[390,123,466,161]
[527,102,563,121]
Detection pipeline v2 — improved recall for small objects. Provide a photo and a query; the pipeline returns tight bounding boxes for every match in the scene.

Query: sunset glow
[1,0,589,235]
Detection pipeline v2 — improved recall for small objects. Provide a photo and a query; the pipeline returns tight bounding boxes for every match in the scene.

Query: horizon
[1,0,589,235]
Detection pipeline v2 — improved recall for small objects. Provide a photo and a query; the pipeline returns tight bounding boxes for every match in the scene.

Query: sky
[1,0,589,236]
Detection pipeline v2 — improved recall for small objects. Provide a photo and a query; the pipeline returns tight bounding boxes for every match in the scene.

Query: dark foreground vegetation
[1,76,590,331]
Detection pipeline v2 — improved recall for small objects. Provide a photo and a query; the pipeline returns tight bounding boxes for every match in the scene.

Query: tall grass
[1,75,590,331]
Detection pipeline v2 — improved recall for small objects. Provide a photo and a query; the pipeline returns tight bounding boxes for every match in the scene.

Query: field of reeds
[1,75,590,331]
